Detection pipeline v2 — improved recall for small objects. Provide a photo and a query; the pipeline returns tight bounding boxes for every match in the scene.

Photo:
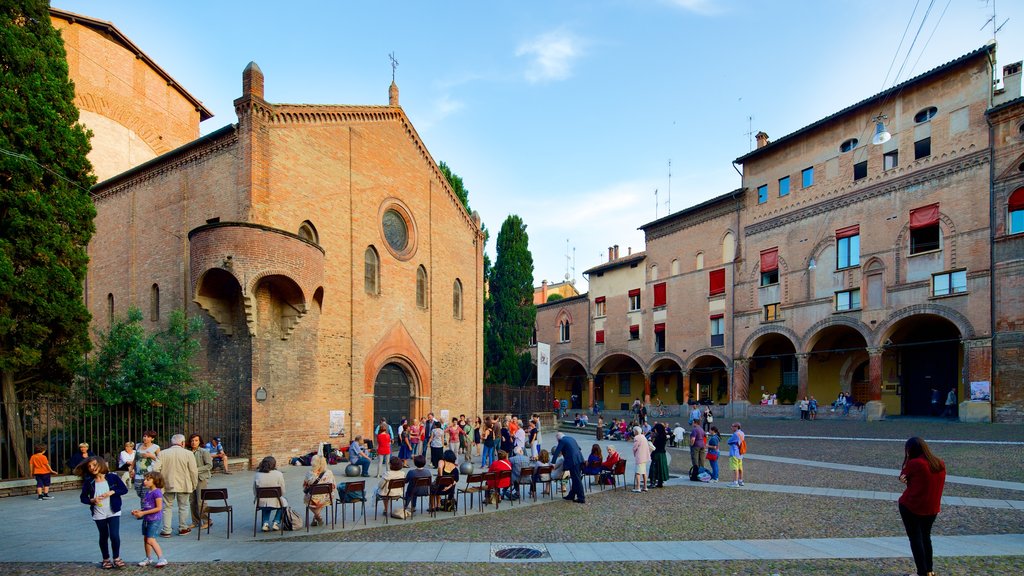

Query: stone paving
[2,430,1022,564]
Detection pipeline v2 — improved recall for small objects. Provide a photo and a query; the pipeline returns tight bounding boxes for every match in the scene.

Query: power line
[0,147,93,194]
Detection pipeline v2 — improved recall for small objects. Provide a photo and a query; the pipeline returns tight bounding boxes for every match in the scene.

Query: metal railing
[483,384,553,418]
[0,396,240,480]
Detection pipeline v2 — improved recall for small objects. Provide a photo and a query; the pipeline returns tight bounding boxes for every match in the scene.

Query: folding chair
[516,466,536,501]
[497,469,513,506]
[408,476,431,516]
[253,486,284,536]
[534,465,555,500]
[335,480,366,528]
[430,476,457,517]
[304,483,336,531]
[374,477,406,523]
[457,472,488,514]
[197,488,232,540]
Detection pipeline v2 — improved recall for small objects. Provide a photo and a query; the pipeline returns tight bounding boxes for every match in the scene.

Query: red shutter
[595,330,604,344]
[760,248,779,272]
[836,224,860,239]
[653,323,665,333]
[709,269,725,295]
[910,203,940,229]
[594,296,606,304]
[653,283,667,307]
[630,324,639,332]
[1009,187,1024,211]
[709,313,724,320]
[627,288,641,297]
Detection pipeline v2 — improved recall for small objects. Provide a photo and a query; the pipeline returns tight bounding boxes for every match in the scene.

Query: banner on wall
[329,410,345,437]
[537,342,550,387]
[969,381,990,401]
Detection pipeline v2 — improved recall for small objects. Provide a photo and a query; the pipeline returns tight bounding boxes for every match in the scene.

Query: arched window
[559,318,571,342]
[695,252,704,270]
[298,220,319,244]
[722,231,736,262]
[150,284,160,321]
[364,246,380,295]
[416,265,428,309]
[671,259,680,275]
[1009,187,1024,235]
[452,279,463,319]
[107,293,114,326]
[650,264,658,281]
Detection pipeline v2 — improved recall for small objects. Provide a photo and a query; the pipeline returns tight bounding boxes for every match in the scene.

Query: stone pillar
[961,338,993,423]
[682,370,691,406]
[865,347,886,421]
[730,359,749,420]
[796,353,809,400]
[643,374,651,405]
[587,376,595,412]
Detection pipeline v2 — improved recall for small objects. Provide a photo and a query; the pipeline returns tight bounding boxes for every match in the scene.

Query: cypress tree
[485,215,535,385]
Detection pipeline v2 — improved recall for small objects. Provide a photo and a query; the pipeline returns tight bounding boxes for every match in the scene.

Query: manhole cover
[492,545,548,559]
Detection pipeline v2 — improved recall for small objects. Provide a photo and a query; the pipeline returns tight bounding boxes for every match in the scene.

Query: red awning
[910,203,940,230]
[836,224,860,239]
[709,269,725,295]
[653,283,667,307]
[1009,187,1024,211]
[760,248,779,272]
[629,324,639,331]
[654,323,665,333]
[709,313,724,320]
[594,296,606,304]
[627,288,641,297]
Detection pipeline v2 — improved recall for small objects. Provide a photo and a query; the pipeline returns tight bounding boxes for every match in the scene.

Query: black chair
[253,486,285,536]
[457,472,488,514]
[430,476,457,517]
[408,475,432,516]
[585,467,605,492]
[374,478,406,523]
[304,483,336,531]
[534,465,555,499]
[197,488,233,540]
[335,480,366,528]
[497,469,513,506]
[516,466,536,501]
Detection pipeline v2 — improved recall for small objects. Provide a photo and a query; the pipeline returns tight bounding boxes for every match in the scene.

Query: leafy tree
[546,293,564,302]
[80,308,213,410]
[1,1,96,476]
[439,161,469,212]
[485,215,535,385]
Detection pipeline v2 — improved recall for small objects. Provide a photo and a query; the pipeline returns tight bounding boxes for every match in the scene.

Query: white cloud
[516,30,583,83]
[664,0,722,16]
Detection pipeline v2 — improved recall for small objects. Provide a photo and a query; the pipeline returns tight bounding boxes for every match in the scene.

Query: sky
[56,0,1024,292]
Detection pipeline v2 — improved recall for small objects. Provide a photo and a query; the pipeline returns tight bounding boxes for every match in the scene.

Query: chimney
[627,247,632,256]
[613,245,620,260]
[242,61,264,99]
[755,131,770,148]
[608,247,614,261]
[541,280,548,302]
[389,81,400,106]
[1000,61,1022,102]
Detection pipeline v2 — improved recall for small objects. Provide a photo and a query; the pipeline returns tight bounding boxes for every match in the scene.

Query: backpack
[689,465,700,482]
[739,436,747,455]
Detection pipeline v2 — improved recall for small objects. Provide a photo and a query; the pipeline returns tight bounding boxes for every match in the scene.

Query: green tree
[485,215,535,385]
[80,308,212,410]
[1,1,97,476]
[439,161,469,212]
[546,293,564,302]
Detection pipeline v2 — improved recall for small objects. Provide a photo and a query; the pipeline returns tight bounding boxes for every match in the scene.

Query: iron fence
[483,384,553,418]
[0,396,240,480]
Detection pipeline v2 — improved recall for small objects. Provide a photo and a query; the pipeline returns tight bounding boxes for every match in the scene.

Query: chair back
[518,466,535,482]
[435,475,456,491]
[497,468,512,487]
[201,488,228,502]
[255,486,283,505]
[465,472,486,485]
[412,476,432,491]
[307,483,333,498]
[343,480,365,495]
[536,465,553,476]
[613,460,626,474]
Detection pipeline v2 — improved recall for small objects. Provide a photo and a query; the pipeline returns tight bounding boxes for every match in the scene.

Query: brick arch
[684,348,731,370]
[802,316,872,353]
[250,273,307,340]
[739,324,801,358]
[874,304,976,346]
[75,92,171,155]
[808,235,835,269]
[551,354,588,375]
[892,211,959,283]
[647,352,686,374]
[592,349,647,375]
[194,266,246,336]
[746,254,791,309]
[363,321,431,424]
[553,308,574,326]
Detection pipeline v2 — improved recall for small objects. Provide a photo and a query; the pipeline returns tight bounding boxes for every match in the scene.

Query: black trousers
[899,504,937,576]
[566,466,585,502]
[94,516,121,560]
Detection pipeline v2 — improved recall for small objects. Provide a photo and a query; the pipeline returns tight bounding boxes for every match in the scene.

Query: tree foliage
[485,215,535,386]
[80,308,213,410]
[1,0,97,475]
[546,293,564,302]
[439,160,469,212]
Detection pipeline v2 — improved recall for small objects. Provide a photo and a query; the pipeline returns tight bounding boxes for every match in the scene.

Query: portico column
[682,370,691,406]
[587,376,595,411]
[643,374,651,405]
[732,358,749,402]
[867,347,884,401]
[796,353,810,400]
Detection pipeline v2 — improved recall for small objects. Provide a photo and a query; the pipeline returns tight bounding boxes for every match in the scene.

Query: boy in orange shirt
[30,445,58,500]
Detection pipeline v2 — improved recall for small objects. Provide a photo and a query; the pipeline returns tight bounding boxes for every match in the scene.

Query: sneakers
[738,480,745,486]
[271,522,281,531]
[631,488,642,493]
[138,559,152,567]
[159,532,172,538]
[261,523,270,532]
[155,558,168,568]
[42,494,54,500]
[178,528,191,536]
[726,481,741,487]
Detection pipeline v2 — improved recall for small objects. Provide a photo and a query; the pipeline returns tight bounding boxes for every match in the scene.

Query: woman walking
[649,422,670,488]
[898,437,946,576]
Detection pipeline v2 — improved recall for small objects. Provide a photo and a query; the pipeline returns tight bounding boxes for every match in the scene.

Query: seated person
[376,457,407,516]
[532,449,553,495]
[403,455,431,512]
[573,414,582,428]
[618,420,628,438]
[580,414,589,426]
[582,444,604,475]
[486,450,512,502]
[206,437,231,474]
[599,445,621,484]
[430,450,460,511]
[348,435,372,477]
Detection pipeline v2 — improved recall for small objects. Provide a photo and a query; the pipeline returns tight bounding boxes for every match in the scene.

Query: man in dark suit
[552,432,585,504]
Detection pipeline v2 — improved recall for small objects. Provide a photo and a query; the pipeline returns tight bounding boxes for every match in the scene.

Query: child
[131,471,168,567]
[706,426,721,482]
[30,444,57,500]
[79,456,129,569]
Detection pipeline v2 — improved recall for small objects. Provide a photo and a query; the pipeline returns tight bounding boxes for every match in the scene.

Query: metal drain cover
[492,544,549,560]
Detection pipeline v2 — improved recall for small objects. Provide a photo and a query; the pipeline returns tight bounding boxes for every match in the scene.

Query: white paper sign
[537,342,551,387]
[329,410,346,437]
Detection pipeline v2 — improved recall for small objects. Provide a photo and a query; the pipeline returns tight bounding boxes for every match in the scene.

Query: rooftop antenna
[744,115,755,151]
[654,188,659,219]
[388,52,399,82]
[981,0,1009,43]
[565,238,571,283]
[667,159,672,215]
[572,246,576,284]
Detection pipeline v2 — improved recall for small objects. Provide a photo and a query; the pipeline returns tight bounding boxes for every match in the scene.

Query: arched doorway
[886,315,962,416]
[748,334,798,404]
[688,355,728,405]
[551,358,588,411]
[594,353,645,412]
[374,363,411,431]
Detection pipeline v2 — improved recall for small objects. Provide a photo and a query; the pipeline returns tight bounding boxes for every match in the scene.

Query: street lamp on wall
[255,386,268,402]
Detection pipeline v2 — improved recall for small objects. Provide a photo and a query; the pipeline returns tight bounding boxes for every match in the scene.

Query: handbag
[707,452,718,461]
[281,507,303,531]
[303,471,326,495]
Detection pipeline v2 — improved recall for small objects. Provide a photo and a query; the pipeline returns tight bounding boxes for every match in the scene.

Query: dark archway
[749,334,798,404]
[689,355,729,405]
[887,315,962,416]
[374,363,411,433]
[594,354,645,412]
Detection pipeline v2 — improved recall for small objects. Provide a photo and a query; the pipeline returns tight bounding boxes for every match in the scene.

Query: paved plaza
[2,428,1023,567]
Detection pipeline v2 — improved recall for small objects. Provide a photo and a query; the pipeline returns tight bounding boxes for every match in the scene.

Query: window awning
[910,203,940,230]
[836,224,860,239]
[760,248,779,272]
[1009,187,1024,211]
[594,296,606,304]
[654,323,665,333]
[710,313,724,320]
[709,269,725,295]
[628,288,641,298]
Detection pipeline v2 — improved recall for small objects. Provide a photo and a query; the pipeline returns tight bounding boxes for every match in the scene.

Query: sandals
[101,559,114,569]
[113,558,126,568]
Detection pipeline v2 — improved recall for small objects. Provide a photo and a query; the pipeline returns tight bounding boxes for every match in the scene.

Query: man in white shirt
[672,423,686,448]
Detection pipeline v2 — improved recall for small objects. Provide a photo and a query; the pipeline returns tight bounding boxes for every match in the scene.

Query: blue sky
[57,1,1024,291]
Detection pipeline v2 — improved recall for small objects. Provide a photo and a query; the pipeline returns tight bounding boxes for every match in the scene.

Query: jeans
[260,507,283,526]
[709,457,719,480]
[351,456,371,476]
[481,445,495,467]
[94,516,121,559]
[899,504,937,576]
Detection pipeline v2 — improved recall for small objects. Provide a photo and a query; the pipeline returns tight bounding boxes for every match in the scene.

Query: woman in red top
[376,429,392,477]
[898,437,946,576]
[486,449,512,504]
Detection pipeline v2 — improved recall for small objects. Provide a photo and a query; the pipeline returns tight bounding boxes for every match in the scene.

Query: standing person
[398,419,413,468]
[689,419,707,471]
[512,420,527,453]
[117,441,136,486]
[68,442,94,474]
[188,434,212,530]
[134,431,161,500]
[158,434,198,537]
[808,396,818,421]
[944,388,957,418]
[253,456,287,532]
[408,418,422,460]
[472,417,483,461]
[421,413,437,457]
[639,402,647,426]
[481,419,496,467]
[131,472,168,567]
[703,406,714,433]
[631,426,651,493]
[428,423,445,468]
[30,445,57,500]
[706,426,721,482]
[649,423,670,488]
[726,422,745,487]
[898,437,947,576]
[553,398,561,419]
[689,404,702,426]
[79,456,129,569]
[551,432,585,504]
[446,417,463,456]
[799,396,810,420]
[672,422,685,448]
[376,425,392,477]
